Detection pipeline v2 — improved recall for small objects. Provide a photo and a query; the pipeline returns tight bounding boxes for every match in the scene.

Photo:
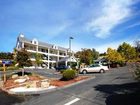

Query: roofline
[17,34,69,51]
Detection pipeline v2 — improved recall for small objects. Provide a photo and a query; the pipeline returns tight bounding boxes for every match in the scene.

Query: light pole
[69,37,74,68]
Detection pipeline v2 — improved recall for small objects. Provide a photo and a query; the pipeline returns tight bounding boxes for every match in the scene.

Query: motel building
[16,34,78,69]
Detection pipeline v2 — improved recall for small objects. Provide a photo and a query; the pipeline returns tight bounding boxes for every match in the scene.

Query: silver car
[80,64,109,74]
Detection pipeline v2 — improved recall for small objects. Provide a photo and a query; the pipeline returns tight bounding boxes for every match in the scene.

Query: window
[32,39,38,45]
[41,49,45,52]
[91,64,100,67]
[94,64,100,67]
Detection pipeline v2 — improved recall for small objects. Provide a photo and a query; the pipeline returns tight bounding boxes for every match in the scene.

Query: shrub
[60,70,65,74]
[135,65,140,80]
[117,61,126,67]
[62,69,76,80]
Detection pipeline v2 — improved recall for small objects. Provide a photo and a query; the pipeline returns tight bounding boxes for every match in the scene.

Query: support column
[36,45,38,53]
[65,51,68,57]
[22,42,24,48]
[57,50,59,67]
[65,51,68,67]
[65,61,67,67]
[48,62,50,69]
[47,48,50,69]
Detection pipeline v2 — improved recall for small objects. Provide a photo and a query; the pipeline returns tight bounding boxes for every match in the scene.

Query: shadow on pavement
[0,90,25,105]
[94,82,140,105]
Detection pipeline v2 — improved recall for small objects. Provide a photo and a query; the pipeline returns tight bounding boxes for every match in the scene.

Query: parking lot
[1,65,140,105]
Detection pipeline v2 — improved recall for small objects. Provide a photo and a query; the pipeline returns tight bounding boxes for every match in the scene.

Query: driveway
[0,65,140,105]
[0,68,62,79]
[26,69,62,79]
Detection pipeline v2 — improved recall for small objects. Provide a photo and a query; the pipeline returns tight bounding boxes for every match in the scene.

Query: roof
[58,46,68,51]
[58,56,77,62]
[18,35,68,51]
[94,57,107,62]
[18,36,31,44]
[38,41,53,48]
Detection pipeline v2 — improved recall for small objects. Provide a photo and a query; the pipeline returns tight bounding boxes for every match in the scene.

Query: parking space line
[64,98,80,105]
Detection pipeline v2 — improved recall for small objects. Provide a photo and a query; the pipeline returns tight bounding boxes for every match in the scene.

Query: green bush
[135,65,140,80]
[60,70,65,74]
[62,69,76,80]
[117,61,126,67]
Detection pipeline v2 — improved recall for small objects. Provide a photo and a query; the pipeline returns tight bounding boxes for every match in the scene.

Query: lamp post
[69,37,74,68]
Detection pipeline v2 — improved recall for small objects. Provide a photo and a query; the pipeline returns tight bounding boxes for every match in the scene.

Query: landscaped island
[1,70,90,95]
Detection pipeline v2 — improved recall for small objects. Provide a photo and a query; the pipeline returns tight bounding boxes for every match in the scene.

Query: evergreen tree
[16,49,32,67]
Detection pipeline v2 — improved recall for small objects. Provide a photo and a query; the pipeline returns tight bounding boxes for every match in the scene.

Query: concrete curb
[0,76,96,95]
[5,87,57,95]
[43,75,96,94]
[58,76,96,90]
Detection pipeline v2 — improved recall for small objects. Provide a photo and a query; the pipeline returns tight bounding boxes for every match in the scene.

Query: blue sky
[0,0,140,53]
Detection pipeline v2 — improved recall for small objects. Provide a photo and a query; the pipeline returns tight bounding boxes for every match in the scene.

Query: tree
[16,49,32,67]
[92,48,99,60]
[117,42,136,61]
[34,53,43,67]
[0,52,13,60]
[134,40,140,60]
[107,48,125,63]
[75,48,99,65]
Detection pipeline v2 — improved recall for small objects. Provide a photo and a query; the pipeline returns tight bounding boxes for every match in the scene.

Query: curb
[6,87,57,95]
[44,75,96,94]
[0,76,96,95]
[58,76,96,90]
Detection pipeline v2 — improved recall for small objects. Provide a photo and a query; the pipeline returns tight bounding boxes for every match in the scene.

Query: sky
[0,0,140,53]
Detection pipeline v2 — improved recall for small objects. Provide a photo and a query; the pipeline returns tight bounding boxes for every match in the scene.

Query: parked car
[55,65,68,71]
[80,64,109,74]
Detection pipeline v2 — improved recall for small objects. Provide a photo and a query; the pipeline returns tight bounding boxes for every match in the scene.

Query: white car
[80,64,109,74]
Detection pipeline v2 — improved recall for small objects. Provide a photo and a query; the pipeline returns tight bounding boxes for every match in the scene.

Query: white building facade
[16,34,76,69]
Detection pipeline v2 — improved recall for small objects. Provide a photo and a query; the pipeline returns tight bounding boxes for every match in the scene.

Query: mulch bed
[3,75,90,89]
[50,76,89,87]
[4,75,43,89]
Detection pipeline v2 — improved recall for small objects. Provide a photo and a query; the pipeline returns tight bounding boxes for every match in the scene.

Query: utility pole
[69,37,74,68]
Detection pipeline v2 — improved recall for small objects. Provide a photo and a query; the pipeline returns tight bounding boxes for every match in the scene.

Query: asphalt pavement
[0,68,62,80]
[0,65,140,105]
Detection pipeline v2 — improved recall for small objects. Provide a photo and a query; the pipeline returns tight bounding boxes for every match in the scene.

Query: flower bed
[3,75,90,89]
[4,75,43,89]
[50,76,89,87]
[1,74,90,95]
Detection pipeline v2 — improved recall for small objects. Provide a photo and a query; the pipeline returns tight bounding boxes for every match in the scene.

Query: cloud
[44,24,69,37]
[22,21,71,41]
[70,36,136,53]
[125,22,140,29]
[87,0,134,38]
[95,38,134,53]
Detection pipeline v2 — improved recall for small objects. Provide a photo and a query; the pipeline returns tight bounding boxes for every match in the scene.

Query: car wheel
[100,69,105,73]
[82,70,87,74]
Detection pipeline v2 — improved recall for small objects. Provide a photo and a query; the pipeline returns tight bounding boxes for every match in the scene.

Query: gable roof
[18,35,68,51]
[58,56,77,62]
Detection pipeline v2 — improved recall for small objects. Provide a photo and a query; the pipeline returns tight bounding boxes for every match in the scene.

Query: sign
[2,60,12,65]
